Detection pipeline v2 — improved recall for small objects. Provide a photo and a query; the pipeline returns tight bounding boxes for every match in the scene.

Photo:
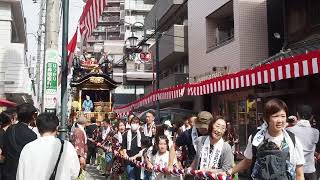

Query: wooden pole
[79,90,82,112]
[109,91,112,111]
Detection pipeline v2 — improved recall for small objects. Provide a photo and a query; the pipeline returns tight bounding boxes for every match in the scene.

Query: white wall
[0,43,31,94]
[0,2,11,43]
[0,1,30,96]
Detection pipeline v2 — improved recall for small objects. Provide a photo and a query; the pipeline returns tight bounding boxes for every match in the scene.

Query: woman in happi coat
[71,116,88,170]
[190,116,233,179]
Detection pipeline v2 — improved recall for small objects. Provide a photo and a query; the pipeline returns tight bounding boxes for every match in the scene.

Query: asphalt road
[86,165,106,180]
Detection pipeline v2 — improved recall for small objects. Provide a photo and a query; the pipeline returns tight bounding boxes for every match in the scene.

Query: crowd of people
[0,99,319,180]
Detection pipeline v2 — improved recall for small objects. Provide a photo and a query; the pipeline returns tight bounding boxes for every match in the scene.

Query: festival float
[70,56,118,121]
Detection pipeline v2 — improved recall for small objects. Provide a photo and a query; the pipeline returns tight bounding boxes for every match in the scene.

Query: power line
[115,0,189,65]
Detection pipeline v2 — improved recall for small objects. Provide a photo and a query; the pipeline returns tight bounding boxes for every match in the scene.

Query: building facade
[143,0,191,109]
[80,0,154,107]
[188,0,269,110]
[0,0,34,106]
[112,0,153,107]
[188,0,320,151]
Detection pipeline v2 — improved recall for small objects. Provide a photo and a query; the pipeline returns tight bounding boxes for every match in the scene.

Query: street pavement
[86,165,106,180]
[85,164,249,180]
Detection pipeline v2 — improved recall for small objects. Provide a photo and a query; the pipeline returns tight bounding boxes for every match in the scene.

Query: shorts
[105,152,113,164]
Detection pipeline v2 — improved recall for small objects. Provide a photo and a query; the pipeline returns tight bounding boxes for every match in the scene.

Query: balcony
[87,36,105,42]
[124,16,145,26]
[125,1,153,12]
[107,34,124,40]
[144,73,188,95]
[144,0,184,29]
[86,46,94,52]
[144,0,156,5]
[99,16,121,23]
[149,24,187,63]
[104,6,121,12]
[125,61,154,81]
[107,26,121,32]
[160,73,188,89]
[93,27,106,33]
[107,0,124,3]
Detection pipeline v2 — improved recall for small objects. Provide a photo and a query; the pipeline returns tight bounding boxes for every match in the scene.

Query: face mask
[131,124,140,131]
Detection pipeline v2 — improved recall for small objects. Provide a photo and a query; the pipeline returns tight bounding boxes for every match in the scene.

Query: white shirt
[28,126,40,138]
[286,120,319,173]
[17,136,80,180]
[244,131,305,166]
[151,151,182,180]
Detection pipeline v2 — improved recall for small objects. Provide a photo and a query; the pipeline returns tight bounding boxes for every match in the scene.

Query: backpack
[250,130,296,180]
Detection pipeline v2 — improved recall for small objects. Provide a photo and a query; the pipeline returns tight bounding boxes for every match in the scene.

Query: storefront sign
[193,66,230,82]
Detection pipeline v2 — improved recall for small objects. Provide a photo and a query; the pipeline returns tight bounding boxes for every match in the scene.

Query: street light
[128,32,138,48]
[141,41,150,53]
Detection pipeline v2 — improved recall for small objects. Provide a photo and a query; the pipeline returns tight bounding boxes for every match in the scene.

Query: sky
[22,0,84,59]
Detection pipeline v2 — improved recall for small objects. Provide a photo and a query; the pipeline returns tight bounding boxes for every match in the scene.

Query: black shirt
[86,124,98,148]
[176,128,206,161]
[0,128,5,150]
[122,131,144,158]
[3,122,37,180]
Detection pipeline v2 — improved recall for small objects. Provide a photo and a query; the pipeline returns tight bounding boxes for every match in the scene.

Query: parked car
[137,107,195,125]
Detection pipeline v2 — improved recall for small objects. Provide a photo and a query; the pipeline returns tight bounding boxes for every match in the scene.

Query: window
[206,1,234,51]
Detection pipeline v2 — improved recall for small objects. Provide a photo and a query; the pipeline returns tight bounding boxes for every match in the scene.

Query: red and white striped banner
[187,50,320,96]
[115,85,185,117]
[79,0,107,41]
[115,50,320,117]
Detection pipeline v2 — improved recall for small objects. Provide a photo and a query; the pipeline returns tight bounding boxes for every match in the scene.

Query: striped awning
[114,50,320,117]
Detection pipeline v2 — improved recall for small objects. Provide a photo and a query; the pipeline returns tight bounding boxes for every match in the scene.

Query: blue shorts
[105,152,113,164]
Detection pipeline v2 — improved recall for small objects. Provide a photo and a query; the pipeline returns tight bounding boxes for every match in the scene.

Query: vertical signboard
[44,49,59,110]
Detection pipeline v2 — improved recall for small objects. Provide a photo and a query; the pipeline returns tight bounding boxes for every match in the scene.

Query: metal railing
[105,6,120,12]
[107,26,121,32]
[101,16,120,22]
[144,73,188,94]
[208,35,234,50]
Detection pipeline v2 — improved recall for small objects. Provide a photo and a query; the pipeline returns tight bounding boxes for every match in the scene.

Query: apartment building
[143,0,192,109]
[84,0,125,57]
[112,0,153,107]
[0,0,34,105]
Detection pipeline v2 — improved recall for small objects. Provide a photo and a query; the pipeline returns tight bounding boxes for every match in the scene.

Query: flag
[79,0,107,41]
[58,28,78,86]
[67,28,78,71]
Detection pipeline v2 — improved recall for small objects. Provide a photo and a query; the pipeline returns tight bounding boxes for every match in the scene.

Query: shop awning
[115,50,320,117]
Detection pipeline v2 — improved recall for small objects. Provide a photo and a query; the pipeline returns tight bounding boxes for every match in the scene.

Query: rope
[91,140,233,180]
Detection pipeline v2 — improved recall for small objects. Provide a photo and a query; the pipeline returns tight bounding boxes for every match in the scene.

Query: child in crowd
[148,135,182,180]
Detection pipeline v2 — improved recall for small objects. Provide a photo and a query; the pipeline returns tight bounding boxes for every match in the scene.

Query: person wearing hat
[71,116,88,170]
[168,111,213,171]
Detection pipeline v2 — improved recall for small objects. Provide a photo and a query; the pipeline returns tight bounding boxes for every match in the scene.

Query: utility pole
[36,0,46,105]
[42,0,60,112]
[155,20,161,120]
[60,0,70,140]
